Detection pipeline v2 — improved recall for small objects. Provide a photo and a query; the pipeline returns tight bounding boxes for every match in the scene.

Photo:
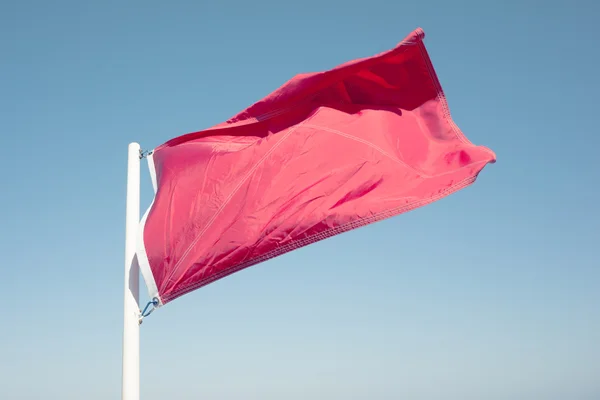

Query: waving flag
[136,28,496,306]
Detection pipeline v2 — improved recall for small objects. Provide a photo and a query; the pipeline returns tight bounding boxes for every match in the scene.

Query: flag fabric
[137,27,496,307]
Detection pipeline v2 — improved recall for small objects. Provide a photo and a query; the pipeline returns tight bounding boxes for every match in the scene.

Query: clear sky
[1,1,599,399]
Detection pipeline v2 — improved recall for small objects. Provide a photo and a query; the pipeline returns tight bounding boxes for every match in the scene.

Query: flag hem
[136,151,163,307]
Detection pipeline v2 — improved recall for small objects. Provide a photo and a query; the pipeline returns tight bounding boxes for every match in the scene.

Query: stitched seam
[417,40,495,161]
[161,109,323,291]
[162,173,478,303]
[417,39,471,146]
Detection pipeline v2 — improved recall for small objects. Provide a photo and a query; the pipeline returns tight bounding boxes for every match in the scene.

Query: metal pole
[122,142,141,400]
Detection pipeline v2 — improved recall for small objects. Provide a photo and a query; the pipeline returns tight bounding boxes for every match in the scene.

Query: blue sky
[1,1,599,399]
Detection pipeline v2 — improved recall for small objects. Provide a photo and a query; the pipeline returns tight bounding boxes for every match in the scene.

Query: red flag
[137,28,496,306]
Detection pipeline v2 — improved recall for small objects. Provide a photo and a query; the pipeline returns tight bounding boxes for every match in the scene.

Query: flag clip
[139,149,154,160]
[138,297,160,324]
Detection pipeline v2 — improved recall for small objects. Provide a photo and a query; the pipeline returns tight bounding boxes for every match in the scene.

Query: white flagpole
[122,142,141,400]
